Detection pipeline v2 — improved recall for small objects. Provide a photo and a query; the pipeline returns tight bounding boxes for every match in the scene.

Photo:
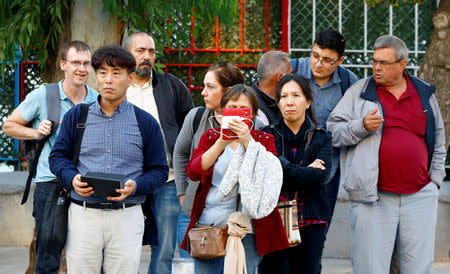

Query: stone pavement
[0,246,449,274]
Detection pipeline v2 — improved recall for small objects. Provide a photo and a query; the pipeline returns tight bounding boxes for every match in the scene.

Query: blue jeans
[194,233,261,274]
[176,209,192,258]
[148,181,181,274]
[33,181,61,274]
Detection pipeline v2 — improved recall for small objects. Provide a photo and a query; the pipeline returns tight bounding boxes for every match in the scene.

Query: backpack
[290,58,351,95]
[21,83,60,204]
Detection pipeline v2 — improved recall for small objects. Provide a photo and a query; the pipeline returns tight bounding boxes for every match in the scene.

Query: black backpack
[21,83,60,204]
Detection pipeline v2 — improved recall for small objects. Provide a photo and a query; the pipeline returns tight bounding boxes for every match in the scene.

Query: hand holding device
[221,108,252,140]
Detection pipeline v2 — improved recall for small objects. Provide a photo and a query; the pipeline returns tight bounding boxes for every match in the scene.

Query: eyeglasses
[310,51,340,66]
[369,58,401,67]
[64,59,91,67]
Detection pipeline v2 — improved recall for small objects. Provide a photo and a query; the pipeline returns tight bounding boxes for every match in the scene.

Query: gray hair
[124,32,153,50]
[374,35,408,61]
[257,51,290,82]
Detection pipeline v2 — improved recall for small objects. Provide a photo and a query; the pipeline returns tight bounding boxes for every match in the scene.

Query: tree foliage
[0,0,70,70]
[0,0,238,71]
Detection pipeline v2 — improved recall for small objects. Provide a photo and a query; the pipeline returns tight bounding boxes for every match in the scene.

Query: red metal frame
[163,0,290,94]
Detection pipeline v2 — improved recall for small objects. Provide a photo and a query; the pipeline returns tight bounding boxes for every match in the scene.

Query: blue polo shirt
[18,80,98,183]
[291,57,358,180]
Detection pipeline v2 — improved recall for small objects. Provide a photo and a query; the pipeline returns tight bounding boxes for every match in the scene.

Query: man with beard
[125,32,194,274]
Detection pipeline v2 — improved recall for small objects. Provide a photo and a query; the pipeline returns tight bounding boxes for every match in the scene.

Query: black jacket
[152,70,194,157]
[262,118,332,221]
[253,84,281,125]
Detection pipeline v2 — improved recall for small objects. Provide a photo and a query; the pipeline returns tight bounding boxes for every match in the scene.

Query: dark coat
[262,118,332,221]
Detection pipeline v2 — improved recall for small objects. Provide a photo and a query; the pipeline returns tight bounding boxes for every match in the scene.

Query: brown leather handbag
[187,225,229,259]
[188,195,240,260]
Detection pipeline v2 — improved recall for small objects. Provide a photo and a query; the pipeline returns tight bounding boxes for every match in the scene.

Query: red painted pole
[215,17,220,56]
[191,9,195,56]
[281,0,289,53]
[240,0,244,56]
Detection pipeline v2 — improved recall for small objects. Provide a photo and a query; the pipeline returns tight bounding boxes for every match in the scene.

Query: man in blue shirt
[2,40,98,274]
[290,29,358,228]
[49,45,168,273]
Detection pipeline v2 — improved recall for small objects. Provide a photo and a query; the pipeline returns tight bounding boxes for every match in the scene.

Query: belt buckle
[100,202,114,210]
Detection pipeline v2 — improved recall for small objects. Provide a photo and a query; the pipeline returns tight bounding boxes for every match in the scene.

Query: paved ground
[1,246,449,273]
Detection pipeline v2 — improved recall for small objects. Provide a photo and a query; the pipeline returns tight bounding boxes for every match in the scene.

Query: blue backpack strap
[290,58,299,73]
[72,103,90,165]
[45,83,60,135]
[337,66,350,95]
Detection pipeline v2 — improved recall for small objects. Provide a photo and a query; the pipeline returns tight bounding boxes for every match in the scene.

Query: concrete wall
[1,172,449,262]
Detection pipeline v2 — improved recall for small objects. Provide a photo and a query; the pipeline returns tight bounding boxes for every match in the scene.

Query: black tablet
[80,172,126,197]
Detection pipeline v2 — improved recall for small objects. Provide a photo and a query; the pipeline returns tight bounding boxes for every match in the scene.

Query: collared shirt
[127,80,174,181]
[18,80,98,183]
[292,57,358,180]
[377,73,431,194]
[73,98,145,204]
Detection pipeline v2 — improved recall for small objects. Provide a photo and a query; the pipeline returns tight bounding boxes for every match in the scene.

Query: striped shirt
[71,98,145,204]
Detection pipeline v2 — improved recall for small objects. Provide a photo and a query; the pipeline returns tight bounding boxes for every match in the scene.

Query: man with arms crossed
[2,40,97,273]
[125,31,194,274]
[327,35,445,274]
[49,46,168,273]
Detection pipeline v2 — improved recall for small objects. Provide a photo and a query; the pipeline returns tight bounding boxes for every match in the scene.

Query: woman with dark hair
[180,85,289,274]
[173,62,246,258]
[260,74,332,274]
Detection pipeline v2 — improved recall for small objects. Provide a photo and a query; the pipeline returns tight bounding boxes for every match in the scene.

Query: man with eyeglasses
[124,32,194,274]
[2,40,98,273]
[327,35,445,274]
[290,29,358,231]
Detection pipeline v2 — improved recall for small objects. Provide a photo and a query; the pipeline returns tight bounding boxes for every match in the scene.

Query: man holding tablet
[49,45,168,273]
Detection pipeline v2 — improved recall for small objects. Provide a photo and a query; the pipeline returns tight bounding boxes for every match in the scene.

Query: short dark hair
[220,84,259,121]
[208,62,245,94]
[275,74,318,125]
[91,46,136,74]
[61,40,91,60]
[314,29,346,57]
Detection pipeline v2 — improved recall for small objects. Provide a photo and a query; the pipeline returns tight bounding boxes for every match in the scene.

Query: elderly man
[327,35,445,274]
[124,32,194,274]
[253,51,292,126]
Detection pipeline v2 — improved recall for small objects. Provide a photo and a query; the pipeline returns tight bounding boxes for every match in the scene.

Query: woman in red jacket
[181,85,289,274]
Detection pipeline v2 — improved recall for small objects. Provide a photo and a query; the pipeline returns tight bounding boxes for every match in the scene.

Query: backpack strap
[290,58,299,73]
[21,83,60,205]
[46,83,61,134]
[72,103,89,165]
[192,107,206,134]
[337,66,350,96]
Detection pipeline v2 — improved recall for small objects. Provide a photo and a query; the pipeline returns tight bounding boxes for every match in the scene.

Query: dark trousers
[325,167,340,229]
[258,224,327,274]
[33,181,61,274]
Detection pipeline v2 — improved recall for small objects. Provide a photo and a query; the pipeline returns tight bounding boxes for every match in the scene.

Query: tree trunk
[419,0,450,148]
[44,0,123,86]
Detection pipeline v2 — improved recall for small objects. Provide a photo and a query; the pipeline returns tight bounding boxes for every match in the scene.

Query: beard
[135,61,152,78]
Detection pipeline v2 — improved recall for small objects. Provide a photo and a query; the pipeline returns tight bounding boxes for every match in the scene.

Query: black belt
[71,199,136,210]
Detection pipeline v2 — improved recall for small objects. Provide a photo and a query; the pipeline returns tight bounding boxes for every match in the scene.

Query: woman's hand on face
[308,159,325,170]
[228,117,251,148]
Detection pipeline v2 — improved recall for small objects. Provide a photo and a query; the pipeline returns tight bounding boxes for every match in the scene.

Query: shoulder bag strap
[72,103,89,165]
[21,84,59,205]
[192,107,206,134]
